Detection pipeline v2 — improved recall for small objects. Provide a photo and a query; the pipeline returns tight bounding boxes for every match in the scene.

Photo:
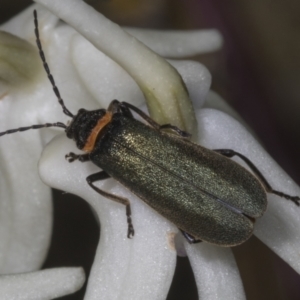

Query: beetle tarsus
[272,191,300,206]
[127,224,135,238]
[126,205,135,238]
[65,152,90,163]
[65,152,76,162]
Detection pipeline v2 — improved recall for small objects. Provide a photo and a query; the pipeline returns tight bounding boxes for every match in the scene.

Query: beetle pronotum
[0,10,299,246]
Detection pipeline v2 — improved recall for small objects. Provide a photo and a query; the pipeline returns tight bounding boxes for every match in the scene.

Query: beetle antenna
[0,122,67,137]
[33,10,74,118]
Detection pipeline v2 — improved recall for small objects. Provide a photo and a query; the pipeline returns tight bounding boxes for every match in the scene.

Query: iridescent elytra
[0,10,299,247]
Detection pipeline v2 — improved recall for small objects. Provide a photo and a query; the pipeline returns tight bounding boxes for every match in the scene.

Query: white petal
[125,28,223,57]
[168,59,211,109]
[185,243,245,300]
[0,4,58,39]
[0,95,52,273]
[71,34,144,108]
[204,91,244,124]
[71,37,212,111]
[39,135,177,300]
[197,108,300,273]
[0,267,85,300]
[0,31,40,87]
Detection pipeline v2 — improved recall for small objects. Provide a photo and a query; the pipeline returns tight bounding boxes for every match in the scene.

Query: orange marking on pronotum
[83,111,112,152]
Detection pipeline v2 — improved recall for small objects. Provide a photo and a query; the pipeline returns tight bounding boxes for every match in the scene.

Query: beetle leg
[65,152,90,163]
[179,229,202,244]
[120,102,191,137]
[86,171,134,238]
[120,101,160,128]
[159,124,191,137]
[107,100,134,118]
[107,99,121,113]
[119,104,134,118]
[214,149,300,206]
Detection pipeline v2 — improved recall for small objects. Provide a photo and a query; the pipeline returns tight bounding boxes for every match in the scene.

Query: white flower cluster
[0,0,299,299]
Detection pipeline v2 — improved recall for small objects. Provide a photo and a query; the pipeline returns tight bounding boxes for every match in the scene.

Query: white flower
[1,0,299,299]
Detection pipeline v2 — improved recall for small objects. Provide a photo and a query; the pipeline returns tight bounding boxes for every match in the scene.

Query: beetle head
[65,108,107,150]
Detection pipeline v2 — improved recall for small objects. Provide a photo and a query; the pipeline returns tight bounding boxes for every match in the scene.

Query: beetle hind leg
[179,229,202,244]
[214,149,300,206]
[271,191,300,206]
[86,171,134,238]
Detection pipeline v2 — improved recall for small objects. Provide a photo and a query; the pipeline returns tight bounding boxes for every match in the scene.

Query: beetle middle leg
[86,171,134,238]
[214,149,300,206]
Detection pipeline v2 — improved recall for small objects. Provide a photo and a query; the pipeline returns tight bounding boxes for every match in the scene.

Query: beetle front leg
[120,102,191,137]
[86,171,134,238]
[65,152,90,163]
[214,149,300,206]
[159,124,191,138]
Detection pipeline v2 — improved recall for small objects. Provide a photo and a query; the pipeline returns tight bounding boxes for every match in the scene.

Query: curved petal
[0,7,58,273]
[0,31,40,88]
[0,129,51,273]
[71,35,212,111]
[168,59,211,109]
[0,267,85,300]
[185,243,246,300]
[70,34,144,108]
[0,4,58,39]
[0,32,53,272]
[204,91,245,124]
[125,28,223,58]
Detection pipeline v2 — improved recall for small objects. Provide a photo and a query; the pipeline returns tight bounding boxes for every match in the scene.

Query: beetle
[0,10,299,246]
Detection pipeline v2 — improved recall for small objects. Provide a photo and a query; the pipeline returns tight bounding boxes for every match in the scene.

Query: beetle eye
[78,108,86,114]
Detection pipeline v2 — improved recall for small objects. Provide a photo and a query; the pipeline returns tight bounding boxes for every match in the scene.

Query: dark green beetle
[62,99,299,246]
[1,10,299,247]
